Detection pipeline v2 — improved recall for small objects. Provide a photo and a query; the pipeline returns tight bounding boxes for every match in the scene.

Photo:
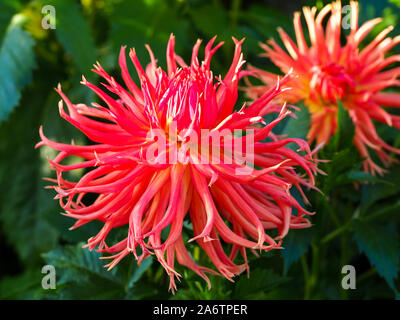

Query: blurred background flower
[245,0,400,175]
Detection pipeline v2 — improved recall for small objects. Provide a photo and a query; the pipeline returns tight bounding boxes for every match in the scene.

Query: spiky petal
[37,34,317,292]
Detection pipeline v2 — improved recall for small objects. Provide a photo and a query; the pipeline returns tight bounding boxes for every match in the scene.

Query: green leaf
[282,228,313,274]
[353,220,399,290]
[346,171,389,184]
[320,147,363,192]
[0,19,36,122]
[0,269,43,300]
[110,0,190,69]
[331,170,390,187]
[171,273,231,300]
[42,205,103,244]
[361,166,400,211]
[34,90,93,244]
[0,0,20,40]
[42,243,155,299]
[42,243,126,299]
[281,102,311,141]
[127,257,153,288]
[51,0,96,74]
[231,269,289,299]
[0,89,58,266]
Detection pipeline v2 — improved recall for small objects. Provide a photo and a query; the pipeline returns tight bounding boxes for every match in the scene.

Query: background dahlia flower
[245,0,400,175]
[37,34,317,291]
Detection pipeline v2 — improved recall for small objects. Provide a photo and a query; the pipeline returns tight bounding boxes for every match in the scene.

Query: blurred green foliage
[0,0,399,300]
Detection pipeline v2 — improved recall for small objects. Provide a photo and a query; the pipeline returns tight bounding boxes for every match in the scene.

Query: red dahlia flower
[245,0,400,175]
[37,34,317,291]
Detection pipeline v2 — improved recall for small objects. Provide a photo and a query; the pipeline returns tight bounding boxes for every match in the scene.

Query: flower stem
[321,221,351,245]
[321,200,400,245]
[357,267,377,283]
[339,231,350,299]
[301,256,310,299]
[364,201,400,223]
[230,0,241,28]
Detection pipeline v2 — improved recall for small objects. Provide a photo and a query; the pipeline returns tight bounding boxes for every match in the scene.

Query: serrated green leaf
[42,243,126,299]
[281,102,311,141]
[0,21,36,122]
[353,220,399,290]
[43,244,120,283]
[232,269,289,299]
[361,166,400,211]
[320,147,363,191]
[41,243,155,299]
[0,0,20,40]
